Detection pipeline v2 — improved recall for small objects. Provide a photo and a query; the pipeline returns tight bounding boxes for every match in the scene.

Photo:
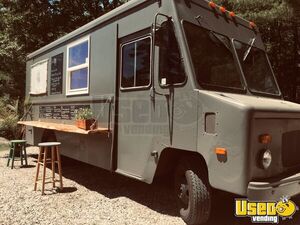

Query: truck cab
[156,0,300,224]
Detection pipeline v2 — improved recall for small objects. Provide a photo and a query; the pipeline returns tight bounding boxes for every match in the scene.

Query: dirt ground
[0,146,299,225]
[0,137,9,151]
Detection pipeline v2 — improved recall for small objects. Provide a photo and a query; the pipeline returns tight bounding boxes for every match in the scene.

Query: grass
[0,143,9,152]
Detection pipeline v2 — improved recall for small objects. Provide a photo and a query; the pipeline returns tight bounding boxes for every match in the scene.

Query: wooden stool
[7,140,27,169]
[34,142,63,195]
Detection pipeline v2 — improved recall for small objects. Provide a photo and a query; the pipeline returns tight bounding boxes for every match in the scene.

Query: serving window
[66,36,90,95]
[30,59,48,95]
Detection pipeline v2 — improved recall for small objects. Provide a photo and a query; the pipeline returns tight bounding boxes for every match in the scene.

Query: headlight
[260,149,272,169]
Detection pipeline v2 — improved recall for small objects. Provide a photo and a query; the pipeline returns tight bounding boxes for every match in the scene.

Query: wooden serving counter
[18,121,108,135]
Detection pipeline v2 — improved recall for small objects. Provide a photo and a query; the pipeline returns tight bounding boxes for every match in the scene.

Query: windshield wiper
[243,37,256,61]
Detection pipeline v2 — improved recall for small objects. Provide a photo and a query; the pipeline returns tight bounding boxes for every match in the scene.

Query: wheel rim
[177,173,189,209]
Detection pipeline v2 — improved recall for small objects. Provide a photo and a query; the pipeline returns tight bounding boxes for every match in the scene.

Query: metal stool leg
[56,146,63,190]
[42,147,48,195]
[34,147,43,191]
[11,143,15,169]
[20,144,24,166]
[7,145,12,167]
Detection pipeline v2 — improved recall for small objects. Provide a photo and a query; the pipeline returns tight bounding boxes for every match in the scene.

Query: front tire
[175,161,211,225]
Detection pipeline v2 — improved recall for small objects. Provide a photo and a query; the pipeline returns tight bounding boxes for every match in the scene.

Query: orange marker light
[215,148,227,155]
[219,6,226,13]
[259,134,272,144]
[209,1,216,9]
[249,21,256,29]
[229,11,236,18]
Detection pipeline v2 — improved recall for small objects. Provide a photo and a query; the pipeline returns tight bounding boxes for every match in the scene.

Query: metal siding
[116,0,199,182]
[197,90,250,196]
[57,132,112,170]
[90,25,117,96]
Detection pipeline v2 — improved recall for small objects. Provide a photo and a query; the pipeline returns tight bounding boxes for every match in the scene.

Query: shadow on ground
[32,154,300,224]
[0,144,8,152]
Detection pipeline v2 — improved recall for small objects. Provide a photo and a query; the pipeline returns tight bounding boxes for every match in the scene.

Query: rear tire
[175,160,211,225]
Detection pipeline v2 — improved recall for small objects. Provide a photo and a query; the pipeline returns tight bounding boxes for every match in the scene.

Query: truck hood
[197,90,300,113]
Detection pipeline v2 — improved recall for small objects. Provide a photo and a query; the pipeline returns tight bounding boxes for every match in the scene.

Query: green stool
[7,140,28,169]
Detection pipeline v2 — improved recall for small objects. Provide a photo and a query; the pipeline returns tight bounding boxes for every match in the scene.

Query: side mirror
[154,19,172,47]
[150,14,185,95]
[149,14,173,100]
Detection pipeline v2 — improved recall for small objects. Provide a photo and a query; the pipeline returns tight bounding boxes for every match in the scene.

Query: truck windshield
[183,21,243,91]
[234,40,280,95]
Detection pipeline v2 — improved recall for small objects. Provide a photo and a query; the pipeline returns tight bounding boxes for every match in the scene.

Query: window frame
[66,36,90,96]
[120,35,152,91]
[158,21,187,88]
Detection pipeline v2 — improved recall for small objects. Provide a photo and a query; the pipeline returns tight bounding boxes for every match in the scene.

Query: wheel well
[153,148,208,183]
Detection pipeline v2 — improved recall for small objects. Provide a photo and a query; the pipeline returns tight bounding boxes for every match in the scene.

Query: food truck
[20,0,300,224]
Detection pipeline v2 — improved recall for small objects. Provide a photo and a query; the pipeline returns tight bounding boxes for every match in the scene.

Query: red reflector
[219,6,226,13]
[229,11,235,18]
[209,1,216,8]
[249,21,256,29]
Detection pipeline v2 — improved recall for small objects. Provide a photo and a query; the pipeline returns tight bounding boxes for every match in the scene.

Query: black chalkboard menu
[39,105,90,120]
[50,53,63,95]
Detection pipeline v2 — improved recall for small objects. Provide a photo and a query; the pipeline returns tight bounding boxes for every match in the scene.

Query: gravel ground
[0,145,300,225]
[0,137,9,151]
[0,146,184,225]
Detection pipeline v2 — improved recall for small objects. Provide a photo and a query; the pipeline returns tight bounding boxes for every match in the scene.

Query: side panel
[57,132,112,169]
[26,24,118,171]
[25,127,43,146]
[116,0,199,181]
[197,91,250,196]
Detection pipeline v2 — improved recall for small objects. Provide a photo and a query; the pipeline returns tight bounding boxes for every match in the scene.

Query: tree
[0,0,125,100]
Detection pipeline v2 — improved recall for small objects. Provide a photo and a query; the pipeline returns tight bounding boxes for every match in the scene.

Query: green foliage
[216,0,291,22]
[0,0,125,101]
[0,97,20,139]
[75,108,94,120]
[0,95,32,139]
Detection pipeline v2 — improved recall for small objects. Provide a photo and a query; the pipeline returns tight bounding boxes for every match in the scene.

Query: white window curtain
[30,59,48,95]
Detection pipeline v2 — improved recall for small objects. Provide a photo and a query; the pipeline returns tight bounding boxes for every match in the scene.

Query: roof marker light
[249,21,256,29]
[219,6,226,13]
[209,1,216,9]
[229,11,236,18]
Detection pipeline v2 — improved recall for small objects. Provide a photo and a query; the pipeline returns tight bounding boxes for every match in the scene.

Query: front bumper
[247,172,300,201]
